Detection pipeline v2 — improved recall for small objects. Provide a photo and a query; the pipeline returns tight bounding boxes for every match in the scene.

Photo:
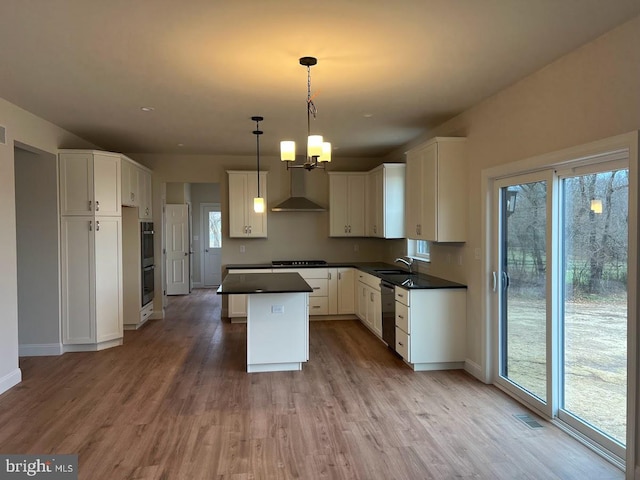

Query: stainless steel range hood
[271,168,326,212]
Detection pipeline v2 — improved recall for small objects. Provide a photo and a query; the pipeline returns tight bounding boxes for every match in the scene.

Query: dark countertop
[225,262,466,290]
[217,272,313,295]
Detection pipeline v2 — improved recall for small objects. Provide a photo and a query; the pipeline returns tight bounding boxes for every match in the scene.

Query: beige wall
[0,98,97,394]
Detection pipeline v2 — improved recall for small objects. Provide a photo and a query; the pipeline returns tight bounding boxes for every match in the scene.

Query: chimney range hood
[271,168,326,212]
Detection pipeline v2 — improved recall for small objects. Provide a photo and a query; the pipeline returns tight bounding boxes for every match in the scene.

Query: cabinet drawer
[395,327,409,361]
[395,301,409,332]
[140,302,153,323]
[395,287,410,306]
[307,278,328,297]
[309,296,328,315]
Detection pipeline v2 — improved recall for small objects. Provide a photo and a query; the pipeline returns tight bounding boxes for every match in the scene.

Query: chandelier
[280,56,331,170]
[251,116,265,213]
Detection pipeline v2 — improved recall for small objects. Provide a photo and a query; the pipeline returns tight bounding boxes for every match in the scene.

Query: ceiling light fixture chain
[280,56,331,171]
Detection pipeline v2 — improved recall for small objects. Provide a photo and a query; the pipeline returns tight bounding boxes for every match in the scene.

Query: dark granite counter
[224,262,466,290]
[217,272,313,295]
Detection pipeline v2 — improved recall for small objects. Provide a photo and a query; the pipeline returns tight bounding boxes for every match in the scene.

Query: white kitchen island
[217,272,312,373]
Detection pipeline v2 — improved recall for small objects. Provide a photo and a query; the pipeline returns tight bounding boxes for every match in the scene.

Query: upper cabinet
[59,150,121,217]
[328,173,366,237]
[138,168,153,220]
[405,137,467,242]
[366,163,406,239]
[121,155,153,220]
[227,170,268,238]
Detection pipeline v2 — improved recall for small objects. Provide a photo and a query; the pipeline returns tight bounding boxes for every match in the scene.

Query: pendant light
[280,56,331,170]
[252,116,265,213]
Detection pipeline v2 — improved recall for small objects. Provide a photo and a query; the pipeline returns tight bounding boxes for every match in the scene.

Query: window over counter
[407,239,430,262]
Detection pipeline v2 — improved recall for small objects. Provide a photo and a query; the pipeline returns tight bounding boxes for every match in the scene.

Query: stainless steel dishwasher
[380,280,396,350]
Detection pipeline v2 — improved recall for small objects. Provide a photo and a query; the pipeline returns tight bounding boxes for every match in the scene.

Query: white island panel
[247,292,309,373]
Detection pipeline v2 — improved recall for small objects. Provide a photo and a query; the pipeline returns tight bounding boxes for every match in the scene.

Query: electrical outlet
[240,245,246,253]
[458,255,463,266]
[475,248,481,260]
[354,244,359,252]
[446,253,451,264]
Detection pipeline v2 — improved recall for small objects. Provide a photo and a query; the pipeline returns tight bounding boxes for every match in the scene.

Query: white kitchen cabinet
[336,267,356,314]
[227,170,268,238]
[60,216,123,350]
[328,173,366,237]
[366,164,406,238]
[59,150,121,217]
[394,287,466,370]
[272,268,330,315]
[120,156,139,207]
[405,137,467,242]
[138,168,153,220]
[356,271,382,337]
[227,268,272,319]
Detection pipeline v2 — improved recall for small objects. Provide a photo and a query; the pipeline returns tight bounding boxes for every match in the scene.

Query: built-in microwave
[141,222,154,268]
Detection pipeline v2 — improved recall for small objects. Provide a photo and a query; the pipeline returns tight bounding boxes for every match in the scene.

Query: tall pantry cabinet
[59,150,123,351]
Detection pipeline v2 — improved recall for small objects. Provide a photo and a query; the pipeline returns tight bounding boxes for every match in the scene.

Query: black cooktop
[271,260,328,266]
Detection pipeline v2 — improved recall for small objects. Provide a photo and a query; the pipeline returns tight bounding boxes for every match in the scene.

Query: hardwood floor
[0,289,623,479]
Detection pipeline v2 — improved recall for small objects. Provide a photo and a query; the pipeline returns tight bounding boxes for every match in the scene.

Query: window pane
[562,169,628,445]
[209,211,222,248]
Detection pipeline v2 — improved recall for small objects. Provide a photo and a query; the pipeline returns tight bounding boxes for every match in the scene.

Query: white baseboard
[63,338,122,352]
[19,343,63,357]
[151,309,163,320]
[464,358,487,383]
[0,368,22,395]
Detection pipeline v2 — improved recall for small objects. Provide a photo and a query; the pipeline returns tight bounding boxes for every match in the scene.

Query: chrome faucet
[395,256,414,274]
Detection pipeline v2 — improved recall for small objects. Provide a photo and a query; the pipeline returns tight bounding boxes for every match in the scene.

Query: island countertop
[217,272,313,295]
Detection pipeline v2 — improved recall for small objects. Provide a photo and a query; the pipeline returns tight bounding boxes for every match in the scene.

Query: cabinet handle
[370,292,373,301]
[131,192,135,201]
[312,305,321,309]
[344,225,347,233]
[328,272,332,280]
[313,287,320,290]
[398,315,404,319]
[398,293,404,298]
[398,341,404,347]
[348,225,352,233]
[338,272,342,280]
[96,221,100,231]
[95,200,100,212]
[145,207,149,215]
[89,221,92,231]
[89,200,92,211]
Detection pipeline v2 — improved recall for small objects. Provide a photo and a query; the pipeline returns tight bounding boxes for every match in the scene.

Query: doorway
[491,151,630,463]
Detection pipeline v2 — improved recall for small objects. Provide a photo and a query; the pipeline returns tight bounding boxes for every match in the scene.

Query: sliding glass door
[493,160,628,459]
[495,172,553,415]
[558,166,628,458]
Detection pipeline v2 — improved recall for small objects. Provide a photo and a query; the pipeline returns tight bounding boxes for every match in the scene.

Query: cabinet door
[60,153,93,216]
[347,175,366,236]
[337,268,355,314]
[405,149,423,239]
[366,169,383,237]
[94,217,122,342]
[138,169,152,219]
[329,175,350,236]
[420,143,438,241]
[228,173,249,237]
[121,159,133,206]
[61,216,95,344]
[93,153,121,216]
[356,282,367,321]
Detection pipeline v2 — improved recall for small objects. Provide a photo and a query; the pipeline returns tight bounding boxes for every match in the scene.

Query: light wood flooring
[0,289,624,479]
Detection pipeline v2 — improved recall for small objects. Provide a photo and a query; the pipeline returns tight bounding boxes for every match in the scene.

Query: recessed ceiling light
[363,113,374,118]
[177,143,184,147]
[141,106,155,112]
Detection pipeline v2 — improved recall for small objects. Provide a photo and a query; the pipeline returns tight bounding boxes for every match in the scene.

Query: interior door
[165,204,190,295]
[202,204,222,286]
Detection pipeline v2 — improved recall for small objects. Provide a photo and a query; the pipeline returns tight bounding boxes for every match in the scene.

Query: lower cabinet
[356,271,382,337]
[227,269,269,320]
[336,267,356,314]
[60,216,123,350]
[395,287,466,370]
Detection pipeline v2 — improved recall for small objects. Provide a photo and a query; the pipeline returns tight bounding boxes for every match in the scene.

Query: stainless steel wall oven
[141,222,154,306]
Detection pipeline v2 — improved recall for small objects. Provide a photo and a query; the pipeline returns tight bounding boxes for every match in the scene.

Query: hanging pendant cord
[252,117,263,198]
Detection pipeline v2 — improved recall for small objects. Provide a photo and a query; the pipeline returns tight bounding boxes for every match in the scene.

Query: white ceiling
[0,1,638,158]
